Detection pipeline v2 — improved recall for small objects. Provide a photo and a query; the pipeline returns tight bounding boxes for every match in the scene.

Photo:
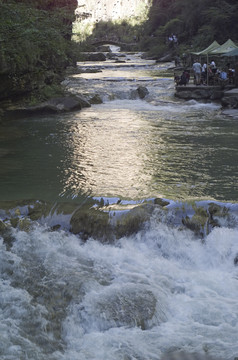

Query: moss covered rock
[70,206,111,241]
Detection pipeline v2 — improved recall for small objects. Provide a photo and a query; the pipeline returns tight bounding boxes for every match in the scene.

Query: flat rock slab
[224,88,238,96]
[222,108,238,118]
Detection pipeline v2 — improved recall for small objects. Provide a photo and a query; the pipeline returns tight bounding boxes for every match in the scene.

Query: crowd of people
[175,59,237,87]
[192,59,236,86]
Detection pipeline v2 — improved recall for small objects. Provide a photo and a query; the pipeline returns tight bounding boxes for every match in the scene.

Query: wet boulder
[70,206,111,241]
[168,201,235,238]
[130,86,149,99]
[182,208,209,237]
[70,203,154,241]
[31,96,82,113]
[137,86,149,99]
[74,95,91,108]
[114,204,154,239]
[7,96,83,116]
[27,201,55,221]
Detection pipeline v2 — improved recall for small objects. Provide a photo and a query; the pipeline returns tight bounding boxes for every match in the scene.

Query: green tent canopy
[211,39,238,54]
[223,48,238,57]
[192,40,220,55]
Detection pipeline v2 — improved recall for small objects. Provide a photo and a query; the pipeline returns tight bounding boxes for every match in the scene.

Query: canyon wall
[76,0,151,22]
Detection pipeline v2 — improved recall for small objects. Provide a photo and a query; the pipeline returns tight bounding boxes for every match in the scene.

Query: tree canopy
[146,0,238,49]
[0,0,78,101]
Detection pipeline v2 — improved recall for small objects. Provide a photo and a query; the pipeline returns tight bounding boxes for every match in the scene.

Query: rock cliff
[76,0,151,22]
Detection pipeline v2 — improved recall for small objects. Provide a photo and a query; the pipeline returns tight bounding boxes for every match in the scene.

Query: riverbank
[175,82,238,117]
[175,84,225,100]
[2,48,237,120]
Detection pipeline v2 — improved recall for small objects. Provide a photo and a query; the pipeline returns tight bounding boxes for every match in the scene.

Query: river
[0,49,238,360]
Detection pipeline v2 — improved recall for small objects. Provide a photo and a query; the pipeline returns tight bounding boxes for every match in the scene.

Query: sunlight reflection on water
[58,100,238,201]
[60,106,154,199]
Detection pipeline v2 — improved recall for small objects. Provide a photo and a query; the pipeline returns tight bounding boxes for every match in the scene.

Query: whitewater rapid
[1,209,238,360]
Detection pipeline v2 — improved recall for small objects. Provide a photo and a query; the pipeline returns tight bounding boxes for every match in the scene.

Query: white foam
[1,221,237,359]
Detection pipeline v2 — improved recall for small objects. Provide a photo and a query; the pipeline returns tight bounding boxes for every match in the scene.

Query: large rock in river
[70,204,154,241]
[130,86,149,99]
[6,96,87,116]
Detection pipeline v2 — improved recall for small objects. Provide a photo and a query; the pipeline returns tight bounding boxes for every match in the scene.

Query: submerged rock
[79,284,165,331]
[234,254,238,266]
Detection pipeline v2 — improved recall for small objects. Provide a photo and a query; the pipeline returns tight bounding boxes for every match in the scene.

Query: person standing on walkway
[192,60,202,85]
[210,60,217,74]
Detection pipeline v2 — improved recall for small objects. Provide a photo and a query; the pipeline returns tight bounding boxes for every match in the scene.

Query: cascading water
[0,49,238,360]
